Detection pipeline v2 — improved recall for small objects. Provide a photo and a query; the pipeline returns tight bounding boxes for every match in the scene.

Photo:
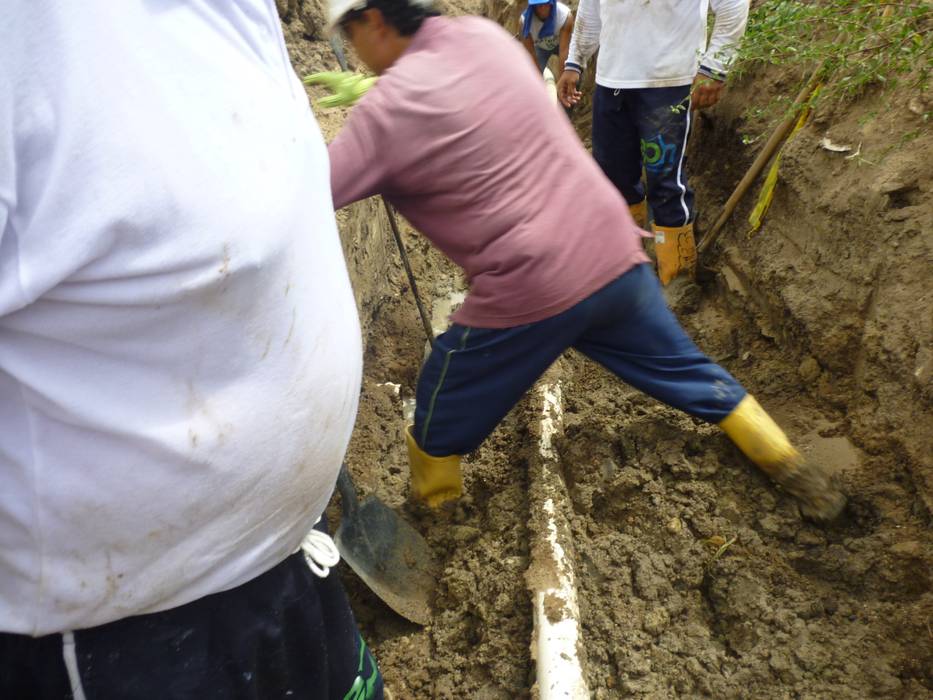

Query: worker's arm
[557,0,597,106]
[564,0,599,75]
[698,0,749,83]
[327,90,393,210]
[692,0,748,109]
[557,12,574,75]
[522,35,539,73]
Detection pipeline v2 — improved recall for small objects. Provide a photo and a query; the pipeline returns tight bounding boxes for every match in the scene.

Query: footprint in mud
[829,493,880,537]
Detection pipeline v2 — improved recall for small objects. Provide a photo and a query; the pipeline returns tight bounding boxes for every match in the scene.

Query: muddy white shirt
[0,1,362,635]
[566,0,749,88]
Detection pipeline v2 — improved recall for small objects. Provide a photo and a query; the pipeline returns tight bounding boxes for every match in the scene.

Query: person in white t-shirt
[0,2,383,698]
[520,0,574,74]
[556,0,749,286]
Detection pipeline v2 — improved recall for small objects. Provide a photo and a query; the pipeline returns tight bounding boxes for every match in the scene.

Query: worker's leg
[574,263,743,420]
[574,263,845,520]
[630,85,697,283]
[0,526,384,700]
[535,45,557,73]
[409,315,586,506]
[592,85,646,220]
[632,85,694,228]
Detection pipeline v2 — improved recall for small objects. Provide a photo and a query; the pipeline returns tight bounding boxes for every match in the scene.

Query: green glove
[303,71,377,108]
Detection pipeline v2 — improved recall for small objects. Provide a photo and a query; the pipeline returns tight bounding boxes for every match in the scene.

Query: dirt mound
[556,60,933,697]
[560,342,930,697]
[689,68,933,512]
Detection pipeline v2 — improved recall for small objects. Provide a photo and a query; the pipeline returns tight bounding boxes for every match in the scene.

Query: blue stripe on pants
[413,264,745,456]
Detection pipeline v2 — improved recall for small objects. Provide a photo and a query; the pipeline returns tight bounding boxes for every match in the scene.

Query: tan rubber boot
[405,425,462,508]
[719,395,846,521]
[653,222,697,286]
[628,199,649,229]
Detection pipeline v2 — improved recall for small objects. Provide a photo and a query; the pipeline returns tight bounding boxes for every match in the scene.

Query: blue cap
[528,0,551,5]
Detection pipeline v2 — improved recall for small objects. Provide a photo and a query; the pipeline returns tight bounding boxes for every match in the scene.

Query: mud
[283,5,932,697]
[343,235,541,696]
[560,334,931,698]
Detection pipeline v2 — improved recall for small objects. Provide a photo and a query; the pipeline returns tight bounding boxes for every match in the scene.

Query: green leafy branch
[732,0,932,104]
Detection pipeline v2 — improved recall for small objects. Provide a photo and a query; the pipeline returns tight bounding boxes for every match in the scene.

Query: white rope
[301,518,341,578]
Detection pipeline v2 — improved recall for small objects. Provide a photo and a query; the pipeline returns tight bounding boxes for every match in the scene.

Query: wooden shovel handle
[698,67,825,257]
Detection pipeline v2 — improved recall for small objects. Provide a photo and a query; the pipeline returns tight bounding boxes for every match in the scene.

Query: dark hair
[341,0,440,36]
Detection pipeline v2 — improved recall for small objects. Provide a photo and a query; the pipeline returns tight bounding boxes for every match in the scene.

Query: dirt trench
[282,7,933,698]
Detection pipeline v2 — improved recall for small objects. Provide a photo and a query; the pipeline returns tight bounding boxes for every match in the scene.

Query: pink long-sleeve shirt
[329,15,649,329]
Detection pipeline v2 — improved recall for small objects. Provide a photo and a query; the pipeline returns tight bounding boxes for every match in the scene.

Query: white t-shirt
[530,2,571,51]
[0,1,362,635]
[567,0,749,89]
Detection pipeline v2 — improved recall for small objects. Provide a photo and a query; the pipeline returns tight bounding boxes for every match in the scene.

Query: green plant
[732,0,932,103]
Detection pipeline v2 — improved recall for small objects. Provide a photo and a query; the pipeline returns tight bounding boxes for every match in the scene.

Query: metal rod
[329,35,349,72]
[381,198,435,347]
[321,40,433,346]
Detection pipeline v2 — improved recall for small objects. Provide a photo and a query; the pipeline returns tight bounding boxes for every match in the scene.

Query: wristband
[698,64,727,82]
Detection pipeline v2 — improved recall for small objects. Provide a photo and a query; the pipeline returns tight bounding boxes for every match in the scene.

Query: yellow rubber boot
[652,222,697,286]
[719,395,845,521]
[628,199,648,229]
[405,426,462,508]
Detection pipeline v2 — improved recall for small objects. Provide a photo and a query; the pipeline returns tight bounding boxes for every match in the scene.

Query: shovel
[334,464,435,625]
[329,35,349,72]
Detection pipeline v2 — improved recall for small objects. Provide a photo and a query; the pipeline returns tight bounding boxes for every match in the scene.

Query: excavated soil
[561,318,931,698]
[282,4,932,697]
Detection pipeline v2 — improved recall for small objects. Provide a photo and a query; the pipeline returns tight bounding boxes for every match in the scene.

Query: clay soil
[282,4,932,697]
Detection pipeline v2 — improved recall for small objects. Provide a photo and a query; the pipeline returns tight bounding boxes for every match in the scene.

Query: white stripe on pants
[62,632,88,700]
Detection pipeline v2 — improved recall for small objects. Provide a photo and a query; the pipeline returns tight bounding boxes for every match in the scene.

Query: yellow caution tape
[747,87,820,236]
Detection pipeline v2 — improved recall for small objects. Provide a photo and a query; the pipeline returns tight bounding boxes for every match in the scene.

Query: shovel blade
[335,496,435,625]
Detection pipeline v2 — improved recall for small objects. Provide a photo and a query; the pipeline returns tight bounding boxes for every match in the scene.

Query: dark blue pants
[414,264,745,456]
[535,45,557,72]
[592,84,695,227]
[0,520,383,700]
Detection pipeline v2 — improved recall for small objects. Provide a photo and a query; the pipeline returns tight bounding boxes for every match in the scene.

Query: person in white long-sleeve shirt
[0,2,383,697]
[556,0,749,286]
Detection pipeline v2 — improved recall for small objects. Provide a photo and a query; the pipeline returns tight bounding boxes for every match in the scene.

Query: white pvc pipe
[529,380,590,699]
[543,67,558,105]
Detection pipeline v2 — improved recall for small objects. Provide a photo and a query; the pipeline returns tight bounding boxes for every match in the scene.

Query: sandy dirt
[281,3,932,697]
[332,238,539,697]
[561,324,931,698]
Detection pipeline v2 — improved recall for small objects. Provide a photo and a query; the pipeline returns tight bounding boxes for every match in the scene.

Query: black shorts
[0,531,383,700]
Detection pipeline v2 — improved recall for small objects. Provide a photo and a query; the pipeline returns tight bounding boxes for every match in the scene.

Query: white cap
[327,0,435,33]
[327,0,367,33]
